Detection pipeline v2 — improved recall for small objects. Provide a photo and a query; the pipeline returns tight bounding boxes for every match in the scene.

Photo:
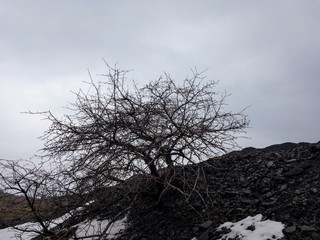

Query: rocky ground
[4,141,318,239]
[90,141,320,240]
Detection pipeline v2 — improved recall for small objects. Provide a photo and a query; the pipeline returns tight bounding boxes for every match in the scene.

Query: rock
[300,161,312,169]
[265,192,273,198]
[283,167,304,176]
[311,188,318,194]
[241,199,259,204]
[242,189,252,195]
[276,168,283,176]
[300,225,318,232]
[312,232,320,239]
[285,225,296,233]
[192,227,199,232]
[261,197,278,206]
[285,158,298,163]
[274,176,287,182]
[280,184,287,191]
[294,189,301,194]
[267,161,274,167]
[198,220,212,229]
[197,230,209,240]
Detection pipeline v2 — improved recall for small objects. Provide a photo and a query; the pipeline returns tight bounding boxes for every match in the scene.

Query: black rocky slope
[112,141,320,240]
[46,141,320,240]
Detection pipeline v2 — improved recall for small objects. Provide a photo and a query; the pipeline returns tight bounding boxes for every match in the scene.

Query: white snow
[73,217,127,239]
[191,214,285,240]
[0,212,283,240]
[0,213,126,240]
[217,214,285,240]
[0,211,74,240]
[0,222,39,240]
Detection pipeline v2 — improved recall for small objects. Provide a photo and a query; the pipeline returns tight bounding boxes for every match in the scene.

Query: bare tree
[36,63,249,197]
[0,63,249,239]
[0,159,121,239]
[0,160,55,238]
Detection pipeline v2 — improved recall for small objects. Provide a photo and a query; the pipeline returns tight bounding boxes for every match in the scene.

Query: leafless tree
[36,63,248,197]
[0,160,55,238]
[0,159,124,239]
[0,63,249,239]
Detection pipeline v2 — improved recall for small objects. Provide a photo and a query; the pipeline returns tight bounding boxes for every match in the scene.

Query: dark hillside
[0,192,35,227]
[78,141,320,240]
[2,141,320,239]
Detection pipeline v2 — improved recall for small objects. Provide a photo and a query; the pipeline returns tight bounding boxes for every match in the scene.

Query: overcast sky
[1,0,320,160]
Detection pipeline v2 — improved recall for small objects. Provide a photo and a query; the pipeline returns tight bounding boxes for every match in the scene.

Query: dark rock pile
[199,141,320,240]
[112,142,320,240]
[41,141,320,240]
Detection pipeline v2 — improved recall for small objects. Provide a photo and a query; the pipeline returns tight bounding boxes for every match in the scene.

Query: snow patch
[0,214,126,240]
[217,214,284,240]
[0,211,73,240]
[73,217,127,239]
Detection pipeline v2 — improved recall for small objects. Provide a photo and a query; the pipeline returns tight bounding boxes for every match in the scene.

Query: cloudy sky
[1,0,320,160]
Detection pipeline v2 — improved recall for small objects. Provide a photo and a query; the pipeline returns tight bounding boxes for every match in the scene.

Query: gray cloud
[1,0,320,159]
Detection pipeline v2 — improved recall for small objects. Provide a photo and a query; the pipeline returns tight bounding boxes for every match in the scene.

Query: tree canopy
[39,64,249,189]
